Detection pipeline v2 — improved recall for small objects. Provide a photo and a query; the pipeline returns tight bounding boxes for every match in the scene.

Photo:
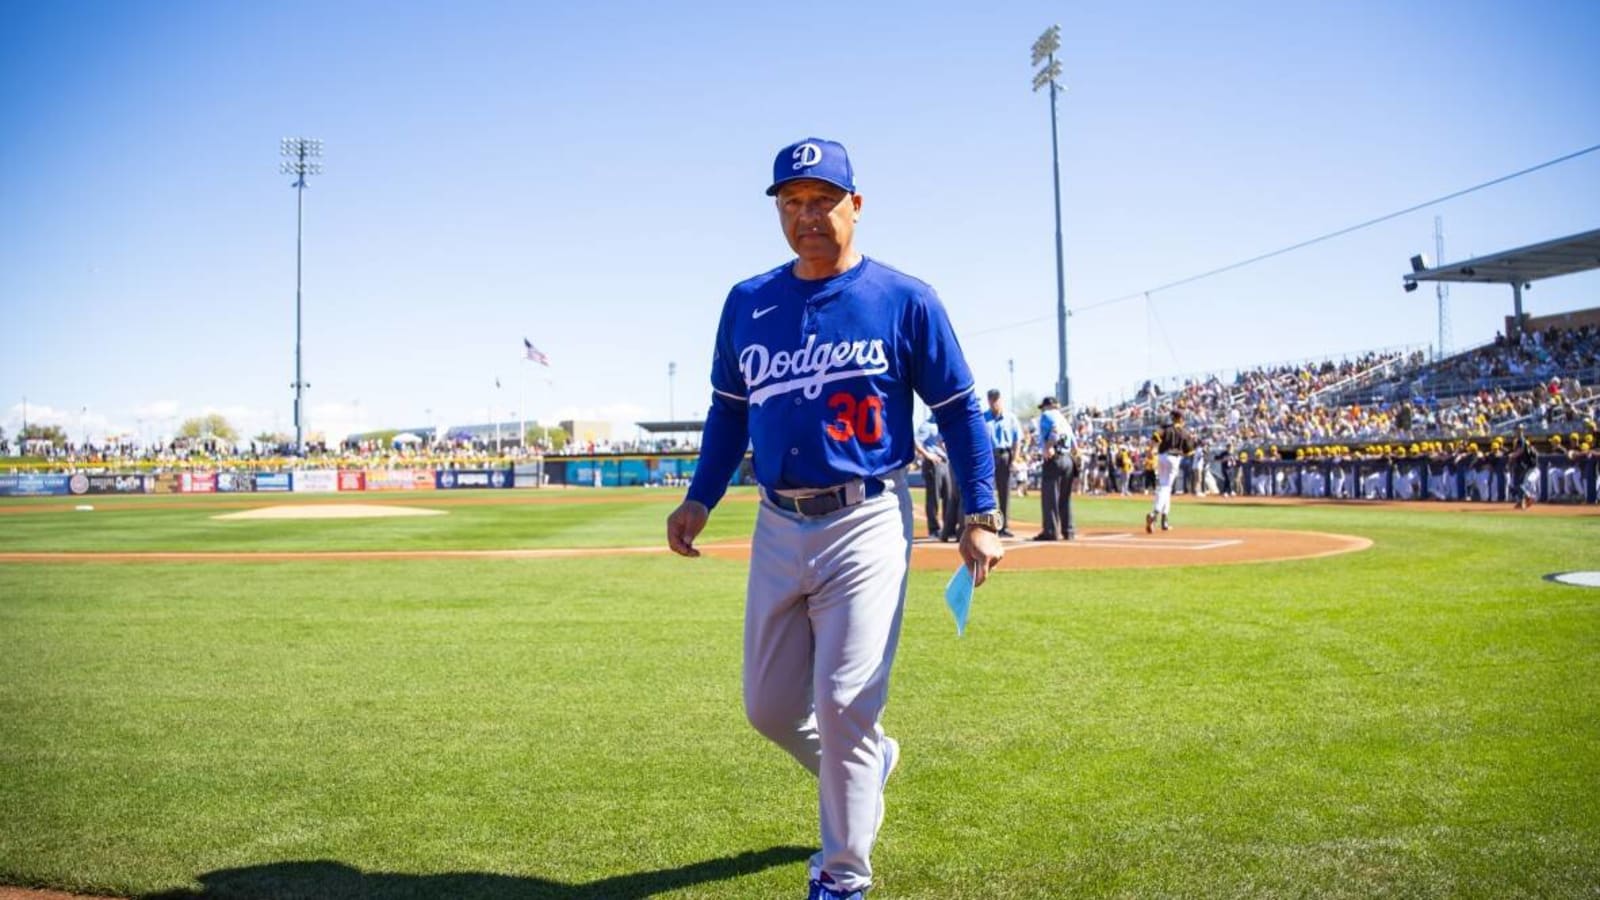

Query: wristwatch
[962,511,1003,533]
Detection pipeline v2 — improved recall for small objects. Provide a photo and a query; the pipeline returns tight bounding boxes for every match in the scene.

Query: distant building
[1523,305,1600,333]
[561,419,611,446]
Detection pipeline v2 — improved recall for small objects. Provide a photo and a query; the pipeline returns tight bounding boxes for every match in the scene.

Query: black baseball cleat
[1144,512,1155,534]
[1031,532,1059,541]
[997,529,1016,538]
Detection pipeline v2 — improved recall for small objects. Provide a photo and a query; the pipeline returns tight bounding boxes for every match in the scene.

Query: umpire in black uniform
[1033,396,1076,541]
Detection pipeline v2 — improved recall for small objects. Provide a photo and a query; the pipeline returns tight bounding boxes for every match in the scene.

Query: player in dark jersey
[1146,410,1197,533]
[1507,424,1539,509]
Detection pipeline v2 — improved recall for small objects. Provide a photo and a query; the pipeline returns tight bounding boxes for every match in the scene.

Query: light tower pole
[1031,25,1070,407]
[1434,215,1450,360]
[668,361,677,422]
[280,137,323,455]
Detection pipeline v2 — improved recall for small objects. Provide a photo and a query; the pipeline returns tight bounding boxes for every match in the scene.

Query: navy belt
[766,477,886,517]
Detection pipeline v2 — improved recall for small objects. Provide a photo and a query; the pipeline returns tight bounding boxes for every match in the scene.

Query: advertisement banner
[364,470,406,491]
[255,472,292,492]
[83,474,151,495]
[216,472,257,493]
[435,468,514,489]
[365,469,436,491]
[0,474,72,496]
[336,470,365,492]
[179,472,217,493]
[153,473,181,494]
[293,470,339,493]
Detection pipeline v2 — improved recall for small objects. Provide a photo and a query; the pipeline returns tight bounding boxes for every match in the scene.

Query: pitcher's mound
[214,504,446,520]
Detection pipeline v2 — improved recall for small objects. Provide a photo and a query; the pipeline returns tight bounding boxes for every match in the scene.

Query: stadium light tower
[280,137,323,455]
[1031,25,1070,407]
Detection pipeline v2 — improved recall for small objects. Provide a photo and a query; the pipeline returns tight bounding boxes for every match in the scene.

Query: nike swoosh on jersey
[752,305,779,319]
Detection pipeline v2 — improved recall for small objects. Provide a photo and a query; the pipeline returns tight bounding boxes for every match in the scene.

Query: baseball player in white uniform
[1251,455,1273,496]
[666,138,1004,900]
[1552,437,1583,500]
[1302,458,1326,498]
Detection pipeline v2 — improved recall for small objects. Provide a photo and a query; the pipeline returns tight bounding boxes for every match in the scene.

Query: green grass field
[2,489,1598,898]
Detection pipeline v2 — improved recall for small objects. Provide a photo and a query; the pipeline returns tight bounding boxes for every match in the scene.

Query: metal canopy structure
[636,420,705,434]
[1403,226,1600,333]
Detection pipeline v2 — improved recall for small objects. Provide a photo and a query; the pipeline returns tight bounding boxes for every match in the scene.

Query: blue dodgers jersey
[709,257,974,490]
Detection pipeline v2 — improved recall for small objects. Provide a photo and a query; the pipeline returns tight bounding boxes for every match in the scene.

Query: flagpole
[494,377,502,454]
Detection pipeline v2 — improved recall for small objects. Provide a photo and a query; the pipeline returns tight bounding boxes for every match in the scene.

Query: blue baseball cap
[765,138,856,196]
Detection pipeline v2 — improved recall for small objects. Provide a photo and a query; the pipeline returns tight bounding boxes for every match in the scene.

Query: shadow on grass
[142,846,811,899]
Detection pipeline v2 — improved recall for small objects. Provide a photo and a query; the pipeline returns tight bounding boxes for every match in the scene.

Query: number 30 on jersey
[824,391,884,445]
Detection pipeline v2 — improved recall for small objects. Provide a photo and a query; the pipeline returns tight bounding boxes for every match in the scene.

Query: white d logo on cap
[792,142,823,170]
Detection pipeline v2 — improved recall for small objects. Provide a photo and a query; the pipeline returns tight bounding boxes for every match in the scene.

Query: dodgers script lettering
[739,337,890,405]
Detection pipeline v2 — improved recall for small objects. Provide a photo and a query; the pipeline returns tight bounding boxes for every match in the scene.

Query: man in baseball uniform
[666,137,1005,900]
[1455,442,1485,501]
[1508,425,1541,509]
[1146,409,1196,532]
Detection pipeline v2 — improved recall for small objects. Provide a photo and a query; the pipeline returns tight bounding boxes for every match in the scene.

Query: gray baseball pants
[743,472,912,893]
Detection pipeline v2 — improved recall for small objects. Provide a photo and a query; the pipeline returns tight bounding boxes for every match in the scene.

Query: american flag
[523,338,550,366]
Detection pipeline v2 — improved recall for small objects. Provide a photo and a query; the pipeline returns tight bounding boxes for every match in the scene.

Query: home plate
[1545,571,1600,588]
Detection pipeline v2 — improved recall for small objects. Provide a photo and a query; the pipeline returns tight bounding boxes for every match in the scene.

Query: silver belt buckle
[840,479,866,506]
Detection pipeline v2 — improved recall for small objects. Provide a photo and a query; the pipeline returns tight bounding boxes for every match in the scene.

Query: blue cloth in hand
[945,563,974,636]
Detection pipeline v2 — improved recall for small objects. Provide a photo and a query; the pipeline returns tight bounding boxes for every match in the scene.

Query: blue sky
[4,0,1598,446]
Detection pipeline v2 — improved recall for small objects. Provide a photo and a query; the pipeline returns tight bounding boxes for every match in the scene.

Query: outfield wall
[0,468,518,497]
[0,453,744,495]
[539,453,754,488]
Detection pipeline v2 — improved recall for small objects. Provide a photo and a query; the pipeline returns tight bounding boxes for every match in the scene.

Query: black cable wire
[970,141,1600,337]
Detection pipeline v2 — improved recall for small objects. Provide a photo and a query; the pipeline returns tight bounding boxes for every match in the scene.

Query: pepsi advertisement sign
[435,468,513,489]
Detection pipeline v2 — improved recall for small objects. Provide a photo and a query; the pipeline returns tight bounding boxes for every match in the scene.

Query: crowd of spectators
[1407,325,1600,395]
[3,429,712,474]
[5,436,548,475]
[999,335,1596,498]
[1086,333,1597,452]
[9,327,1596,482]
